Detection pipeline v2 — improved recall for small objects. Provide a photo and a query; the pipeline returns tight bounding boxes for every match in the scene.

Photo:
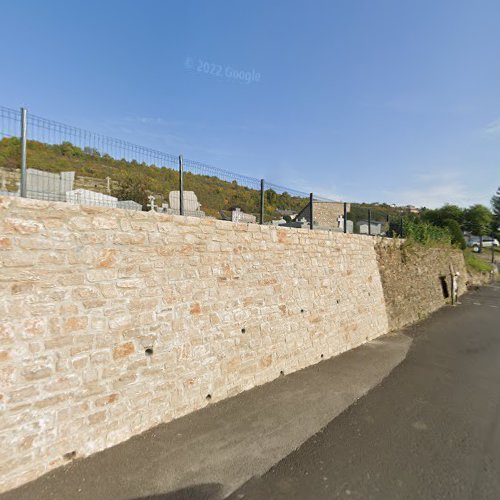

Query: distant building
[404,205,420,214]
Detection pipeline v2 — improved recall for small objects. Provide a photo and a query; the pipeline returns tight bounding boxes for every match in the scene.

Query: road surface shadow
[133,482,223,500]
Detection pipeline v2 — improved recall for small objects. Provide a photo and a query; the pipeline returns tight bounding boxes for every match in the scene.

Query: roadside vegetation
[401,218,452,246]
[463,248,494,273]
[401,197,498,277]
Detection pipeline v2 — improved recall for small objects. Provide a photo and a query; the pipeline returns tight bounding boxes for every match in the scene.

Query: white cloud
[385,171,483,208]
[483,119,500,135]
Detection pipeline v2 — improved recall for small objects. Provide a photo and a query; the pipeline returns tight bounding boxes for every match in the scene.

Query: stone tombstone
[335,215,354,233]
[232,207,257,224]
[27,168,75,201]
[358,221,382,236]
[117,200,142,211]
[272,217,287,226]
[66,189,118,208]
[279,217,310,229]
[169,191,201,212]
[165,191,205,217]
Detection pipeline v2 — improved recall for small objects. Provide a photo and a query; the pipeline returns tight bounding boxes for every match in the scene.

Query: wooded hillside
[0,137,411,223]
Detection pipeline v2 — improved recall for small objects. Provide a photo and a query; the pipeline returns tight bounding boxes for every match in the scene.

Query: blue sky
[1,0,499,207]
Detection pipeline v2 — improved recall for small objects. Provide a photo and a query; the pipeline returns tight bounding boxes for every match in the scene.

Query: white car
[468,236,499,252]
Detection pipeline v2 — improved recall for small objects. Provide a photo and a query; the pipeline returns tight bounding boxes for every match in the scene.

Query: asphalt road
[230,283,500,500]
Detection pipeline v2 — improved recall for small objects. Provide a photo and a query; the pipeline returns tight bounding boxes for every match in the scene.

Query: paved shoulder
[0,332,410,500]
[230,284,500,500]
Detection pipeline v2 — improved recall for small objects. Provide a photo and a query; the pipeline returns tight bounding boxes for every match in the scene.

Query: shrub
[402,218,452,246]
[443,219,466,249]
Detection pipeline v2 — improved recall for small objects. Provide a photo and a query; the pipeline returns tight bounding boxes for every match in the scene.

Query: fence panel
[0,105,408,239]
[25,111,178,209]
[262,181,311,227]
[0,106,22,196]
[182,158,262,221]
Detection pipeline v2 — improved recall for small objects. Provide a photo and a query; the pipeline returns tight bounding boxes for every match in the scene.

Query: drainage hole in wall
[241,328,246,333]
[321,354,324,359]
[63,451,77,461]
[280,370,285,377]
[206,394,212,401]
[336,299,340,304]
[145,348,154,356]
[300,309,304,313]
[439,276,449,299]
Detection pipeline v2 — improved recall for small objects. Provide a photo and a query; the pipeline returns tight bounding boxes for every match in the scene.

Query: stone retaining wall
[0,196,473,493]
[0,196,388,492]
[375,239,468,331]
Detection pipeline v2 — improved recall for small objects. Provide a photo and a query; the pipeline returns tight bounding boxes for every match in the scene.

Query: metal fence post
[260,179,265,224]
[178,154,184,216]
[368,209,372,236]
[20,107,27,197]
[343,202,347,233]
[309,193,314,230]
[400,217,404,238]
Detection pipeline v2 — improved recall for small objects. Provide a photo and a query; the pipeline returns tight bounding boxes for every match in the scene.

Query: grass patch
[464,248,494,273]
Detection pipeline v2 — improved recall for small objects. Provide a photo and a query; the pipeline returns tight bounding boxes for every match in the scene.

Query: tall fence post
[343,202,347,233]
[400,216,404,238]
[20,107,27,197]
[368,209,372,236]
[260,179,265,224]
[178,154,184,216]
[492,234,496,264]
[309,193,314,230]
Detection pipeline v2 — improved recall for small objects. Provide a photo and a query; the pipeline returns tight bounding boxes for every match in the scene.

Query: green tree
[492,186,500,235]
[265,188,278,205]
[421,204,464,227]
[464,204,493,252]
[112,172,149,209]
[443,219,466,249]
